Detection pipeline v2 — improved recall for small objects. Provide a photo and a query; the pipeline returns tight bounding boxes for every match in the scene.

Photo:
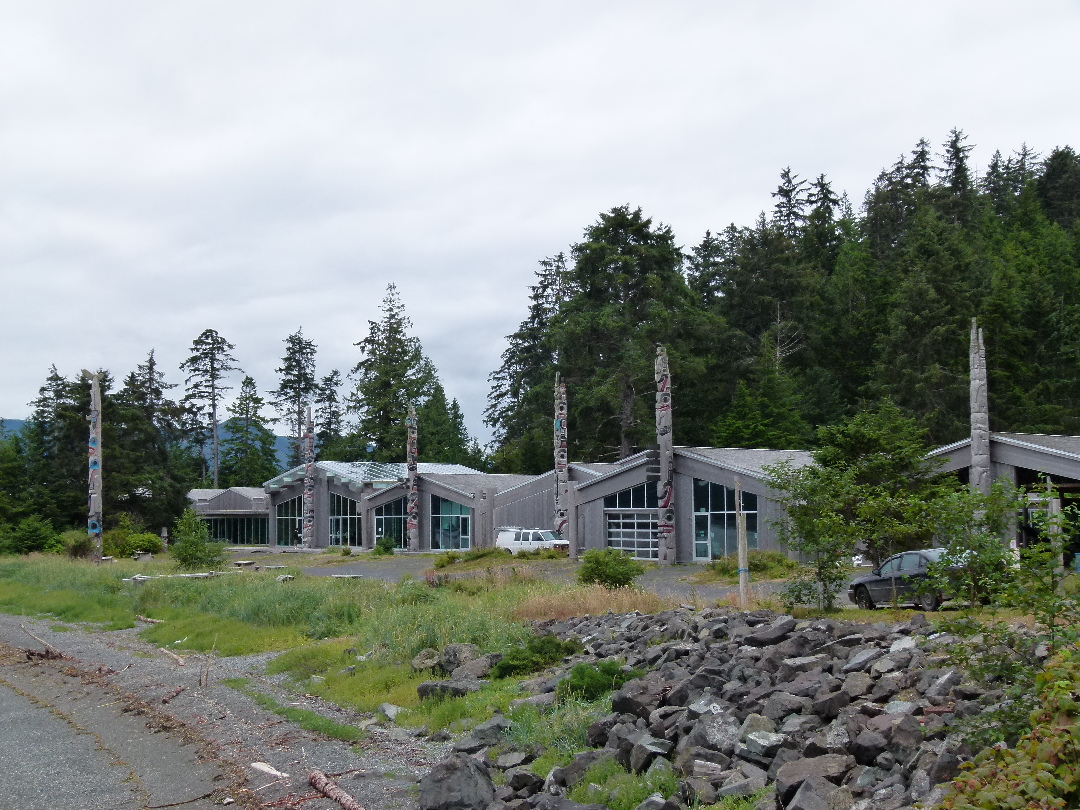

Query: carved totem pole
[81,370,103,560]
[301,407,315,547]
[654,346,676,565]
[970,318,991,497]
[553,375,570,537]
[406,405,420,552]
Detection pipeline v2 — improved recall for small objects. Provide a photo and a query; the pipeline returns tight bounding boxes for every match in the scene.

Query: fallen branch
[20,623,63,657]
[162,685,187,704]
[158,648,185,666]
[309,771,365,810]
[136,614,165,624]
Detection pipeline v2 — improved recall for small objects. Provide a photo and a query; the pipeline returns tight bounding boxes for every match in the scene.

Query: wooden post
[654,346,676,565]
[736,478,749,609]
[301,407,315,547]
[81,370,103,561]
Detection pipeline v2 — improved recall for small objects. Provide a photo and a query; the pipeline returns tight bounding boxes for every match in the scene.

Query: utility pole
[736,478,749,608]
[81,370,104,561]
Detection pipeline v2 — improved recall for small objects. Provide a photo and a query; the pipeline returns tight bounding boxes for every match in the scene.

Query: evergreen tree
[485,254,567,473]
[555,206,694,459]
[936,128,978,228]
[314,370,345,456]
[1037,146,1080,229]
[272,328,318,467]
[180,329,240,488]
[219,377,281,486]
[772,167,809,238]
[344,285,435,462]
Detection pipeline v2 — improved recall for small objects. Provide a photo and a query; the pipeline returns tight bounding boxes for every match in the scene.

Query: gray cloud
[2,1,1079,442]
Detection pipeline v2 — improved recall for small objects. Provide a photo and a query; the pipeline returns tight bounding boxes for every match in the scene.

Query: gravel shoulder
[0,614,451,810]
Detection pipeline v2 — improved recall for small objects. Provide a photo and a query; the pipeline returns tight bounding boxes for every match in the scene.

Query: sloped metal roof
[263,460,483,490]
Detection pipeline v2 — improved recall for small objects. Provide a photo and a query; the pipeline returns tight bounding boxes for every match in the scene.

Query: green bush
[372,536,395,556]
[491,633,582,679]
[577,548,645,589]
[568,758,679,810]
[707,550,797,578]
[938,650,1080,810]
[170,509,226,571]
[556,660,642,702]
[62,530,96,558]
[103,514,163,558]
[0,516,59,555]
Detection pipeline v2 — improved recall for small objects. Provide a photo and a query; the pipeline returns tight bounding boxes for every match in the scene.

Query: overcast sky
[2,1,1078,444]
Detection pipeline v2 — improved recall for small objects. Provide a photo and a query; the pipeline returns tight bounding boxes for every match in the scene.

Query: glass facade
[603,483,659,559]
[692,479,758,560]
[430,494,471,550]
[329,492,361,546]
[374,497,408,549]
[275,495,303,546]
[203,516,269,545]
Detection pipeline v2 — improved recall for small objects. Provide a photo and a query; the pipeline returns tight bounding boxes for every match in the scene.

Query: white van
[494,527,569,555]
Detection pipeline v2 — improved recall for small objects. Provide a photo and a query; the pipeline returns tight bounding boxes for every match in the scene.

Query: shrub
[0,516,60,555]
[555,660,642,702]
[62,530,96,558]
[577,548,645,589]
[170,509,226,570]
[938,650,1080,810]
[372,536,395,556]
[491,633,582,679]
[568,758,679,810]
[103,514,163,558]
[340,545,352,556]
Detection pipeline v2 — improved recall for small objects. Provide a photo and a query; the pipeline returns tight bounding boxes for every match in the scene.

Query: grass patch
[687,550,799,584]
[512,583,675,622]
[505,697,610,773]
[568,758,679,810]
[398,678,528,732]
[139,611,306,655]
[222,680,364,742]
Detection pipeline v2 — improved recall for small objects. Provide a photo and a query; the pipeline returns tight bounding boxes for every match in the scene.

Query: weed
[578,549,645,589]
[372,536,395,556]
[556,660,641,702]
[398,679,527,732]
[512,583,674,622]
[491,634,582,679]
[505,696,609,772]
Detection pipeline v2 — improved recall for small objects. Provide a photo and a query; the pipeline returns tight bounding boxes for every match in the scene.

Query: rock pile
[418,607,996,810]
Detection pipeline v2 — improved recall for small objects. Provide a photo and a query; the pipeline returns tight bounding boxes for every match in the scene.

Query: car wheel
[855,586,875,611]
[919,592,941,612]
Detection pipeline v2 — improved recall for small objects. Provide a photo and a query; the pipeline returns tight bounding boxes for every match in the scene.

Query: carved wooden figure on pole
[553,375,570,538]
[81,370,104,561]
[302,407,315,547]
[406,405,419,552]
[654,346,676,565]
[970,318,992,498]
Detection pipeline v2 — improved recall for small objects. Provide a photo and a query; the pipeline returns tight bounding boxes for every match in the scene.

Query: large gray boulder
[418,753,495,810]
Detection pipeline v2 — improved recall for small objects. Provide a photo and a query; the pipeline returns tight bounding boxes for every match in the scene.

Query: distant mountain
[1,419,25,435]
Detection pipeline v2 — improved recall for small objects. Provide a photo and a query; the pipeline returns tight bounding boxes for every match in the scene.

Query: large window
[203,516,269,545]
[276,495,303,546]
[603,483,659,559]
[329,493,361,547]
[374,497,408,549]
[693,479,757,560]
[431,495,471,550]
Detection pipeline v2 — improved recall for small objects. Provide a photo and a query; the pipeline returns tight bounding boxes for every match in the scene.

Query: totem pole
[654,346,676,565]
[553,375,570,538]
[970,318,991,498]
[81,370,103,560]
[405,405,419,552]
[301,407,315,547]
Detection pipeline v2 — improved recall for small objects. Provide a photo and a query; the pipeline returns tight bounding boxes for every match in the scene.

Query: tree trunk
[309,771,365,810]
[618,378,635,459]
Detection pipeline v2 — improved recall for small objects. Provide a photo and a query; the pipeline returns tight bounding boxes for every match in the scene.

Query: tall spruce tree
[314,370,344,457]
[220,377,281,486]
[272,328,318,467]
[180,329,240,488]
[345,285,435,462]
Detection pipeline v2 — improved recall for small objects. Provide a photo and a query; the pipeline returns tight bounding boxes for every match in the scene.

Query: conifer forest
[3,129,1080,542]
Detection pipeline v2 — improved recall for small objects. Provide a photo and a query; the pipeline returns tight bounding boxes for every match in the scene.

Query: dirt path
[0,615,450,810]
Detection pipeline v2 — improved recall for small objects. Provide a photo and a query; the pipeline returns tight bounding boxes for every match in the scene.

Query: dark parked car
[847,548,948,611]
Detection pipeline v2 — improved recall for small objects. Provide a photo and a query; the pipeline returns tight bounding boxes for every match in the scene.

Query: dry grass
[511,583,676,621]
[715,587,784,613]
